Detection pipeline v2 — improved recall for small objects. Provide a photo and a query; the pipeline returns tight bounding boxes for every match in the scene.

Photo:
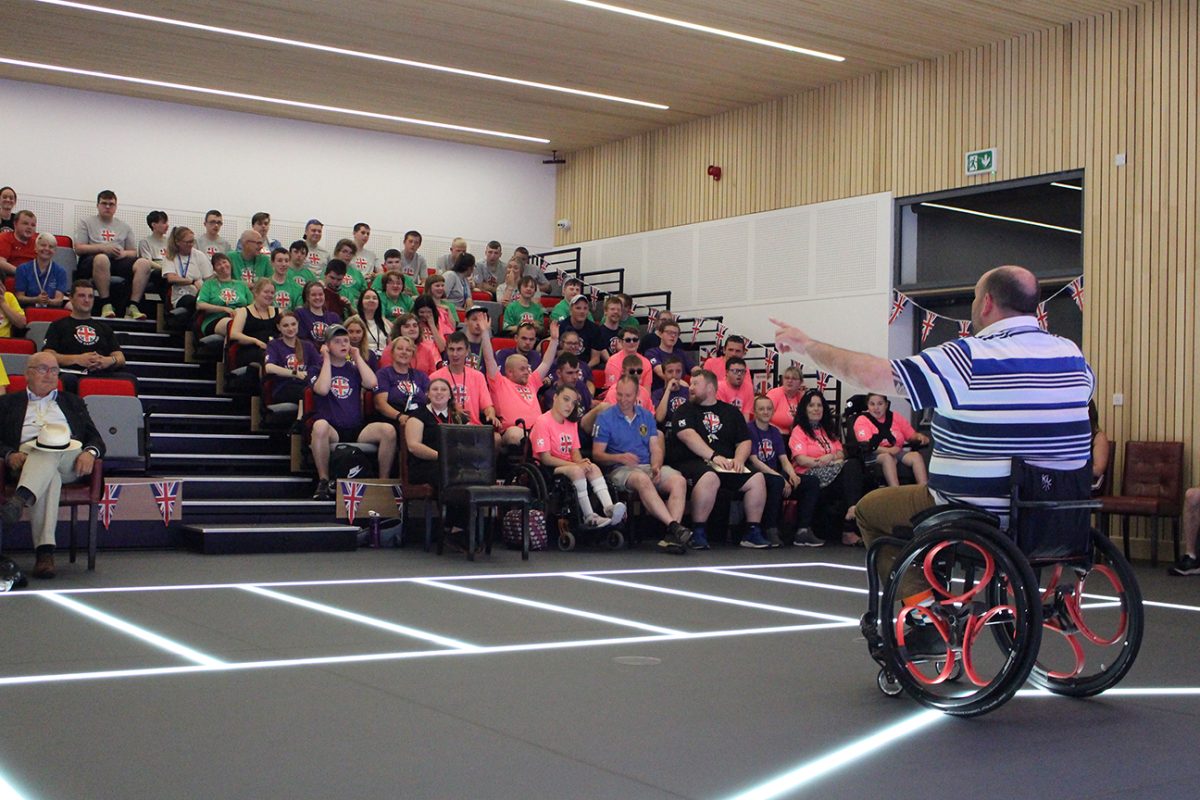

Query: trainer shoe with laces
[792,527,824,547]
[125,305,147,320]
[687,530,710,550]
[764,527,784,548]
[656,524,688,554]
[1169,554,1200,576]
[312,479,329,500]
[606,502,627,526]
[582,513,610,529]
[667,521,693,548]
[740,529,770,549]
[100,303,117,319]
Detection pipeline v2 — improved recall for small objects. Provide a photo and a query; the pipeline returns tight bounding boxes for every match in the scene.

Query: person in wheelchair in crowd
[772,265,1095,648]
[539,353,604,434]
[481,319,559,447]
[852,393,929,487]
[530,384,625,529]
[592,376,692,554]
[263,311,318,405]
[402,377,468,488]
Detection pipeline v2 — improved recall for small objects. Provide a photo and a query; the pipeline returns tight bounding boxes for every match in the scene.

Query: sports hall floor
[1,543,1196,799]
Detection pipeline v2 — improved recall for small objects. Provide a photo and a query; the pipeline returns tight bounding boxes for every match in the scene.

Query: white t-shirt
[161,249,214,305]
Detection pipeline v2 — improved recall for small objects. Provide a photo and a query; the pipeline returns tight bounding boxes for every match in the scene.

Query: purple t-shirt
[375,365,430,412]
[295,307,342,343]
[652,384,689,418]
[645,346,694,388]
[265,338,320,388]
[496,346,543,372]
[310,359,363,429]
[748,422,786,472]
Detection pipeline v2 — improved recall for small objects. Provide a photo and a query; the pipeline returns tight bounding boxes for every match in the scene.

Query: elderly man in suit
[0,352,105,579]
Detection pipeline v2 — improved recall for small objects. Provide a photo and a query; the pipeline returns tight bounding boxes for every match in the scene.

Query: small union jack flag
[391,484,405,513]
[589,285,599,303]
[340,480,367,524]
[757,379,770,394]
[538,256,550,273]
[764,347,776,374]
[889,291,909,325]
[647,307,660,325]
[715,323,728,347]
[150,480,180,527]
[1036,302,1049,330]
[556,271,566,287]
[1068,277,1084,310]
[790,359,803,372]
[957,320,971,339]
[920,311,937,344]
[702,346,716,360]
[98,483,123,530]
[691,317,704,345]
[816,371,830,392]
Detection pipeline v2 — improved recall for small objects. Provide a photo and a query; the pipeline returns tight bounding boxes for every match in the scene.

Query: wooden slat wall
[556,0,1200,497]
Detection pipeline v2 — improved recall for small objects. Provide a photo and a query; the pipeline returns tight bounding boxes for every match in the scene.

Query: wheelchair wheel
[1025,529,1143,697]
[880,518,1042,717]
[556,519,576,552]
[877,668,904,697]
[606,529,625,550]
[507,462,549,504]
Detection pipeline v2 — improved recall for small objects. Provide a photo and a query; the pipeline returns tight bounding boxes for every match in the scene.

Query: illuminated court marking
[0,767,32,800]
[704,567,870,596]
[241,586,477,649]
[572,574,859,623]
[41,593,224,666]
[414,579,683,634]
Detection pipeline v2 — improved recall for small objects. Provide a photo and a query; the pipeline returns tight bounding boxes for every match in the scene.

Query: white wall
[575,193,898,398]
[0,78,555,253]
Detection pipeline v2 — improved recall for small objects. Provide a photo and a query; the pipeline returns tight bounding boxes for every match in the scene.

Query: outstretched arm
[770,318,900,396]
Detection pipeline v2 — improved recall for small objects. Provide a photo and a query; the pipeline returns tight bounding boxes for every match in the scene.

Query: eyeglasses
[727,369,747,376]
[627,368,644,375]
[622,337,640,343]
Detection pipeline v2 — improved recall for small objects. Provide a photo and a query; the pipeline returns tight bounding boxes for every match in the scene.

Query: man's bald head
[27,352,57,371]
[972,265,1039,331]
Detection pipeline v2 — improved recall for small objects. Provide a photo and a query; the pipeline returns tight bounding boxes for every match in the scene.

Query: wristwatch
[84,446,101,458]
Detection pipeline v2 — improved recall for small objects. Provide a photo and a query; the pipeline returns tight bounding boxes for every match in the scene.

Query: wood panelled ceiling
[0,0,1143,154]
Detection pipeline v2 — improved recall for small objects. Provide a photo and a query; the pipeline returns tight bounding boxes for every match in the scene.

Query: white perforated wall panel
[811,200,883,297]
[752,212,811,301]
[645,230,694,303]
[696,222,750,306]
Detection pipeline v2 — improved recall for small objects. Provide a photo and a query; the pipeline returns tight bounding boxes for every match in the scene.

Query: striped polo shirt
[891,315,1095,525]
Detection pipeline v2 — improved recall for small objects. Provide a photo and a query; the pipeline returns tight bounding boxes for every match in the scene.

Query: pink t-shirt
[788,425,844,475]
[414,337,441,375]
[853,412,917,448]
[766,387,802,435]
[429,366,493,424]
[530,410,580,461]
[603,352,653,390]
[488,373,541,430]
[601,383,654,412]
[702,355,756,387]
[716,379,756,420]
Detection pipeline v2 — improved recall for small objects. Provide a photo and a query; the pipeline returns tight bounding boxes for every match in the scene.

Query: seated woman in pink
[766,366,806,435]
[852,393,929,487]
[788,388,865,546]
[423,273,458,336]
[407,298,448,374]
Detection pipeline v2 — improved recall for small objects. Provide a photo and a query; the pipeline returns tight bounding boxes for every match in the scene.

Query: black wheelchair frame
[861,459,1144,717]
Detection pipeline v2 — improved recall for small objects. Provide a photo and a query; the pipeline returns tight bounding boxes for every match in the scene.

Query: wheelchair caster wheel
[878,668,903,697]
[557,531,576,551]
[935,659,964,682]
[606,529,625,550]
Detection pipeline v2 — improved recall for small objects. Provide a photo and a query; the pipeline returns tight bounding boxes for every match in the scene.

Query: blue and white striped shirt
[891,316,1095,525]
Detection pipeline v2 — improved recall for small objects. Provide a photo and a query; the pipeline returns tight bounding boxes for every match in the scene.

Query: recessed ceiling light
[919,202,1082,234]
[560,0,845,61]
[31,0,669,110]
[0,58,551,143]
[1051,182,1084,191]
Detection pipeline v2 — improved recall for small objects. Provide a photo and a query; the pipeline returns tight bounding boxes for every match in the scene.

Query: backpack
[330,443,376,481]
[503,508,549,551]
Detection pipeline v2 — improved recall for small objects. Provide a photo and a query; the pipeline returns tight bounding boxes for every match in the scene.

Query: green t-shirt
[620,317,641,331]
[372,272,418,296]
[339,268,367,307]
[228,251,271,285]
[380,292,414,323]
[503,299,546,330]
[550,298,593,323]
[269,279,303,313]
[286,268,312,293]
[197,278,252,329]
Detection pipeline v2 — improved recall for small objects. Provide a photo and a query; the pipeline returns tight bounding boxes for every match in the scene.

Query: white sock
[572,478,596,515]
[589,478,614,512]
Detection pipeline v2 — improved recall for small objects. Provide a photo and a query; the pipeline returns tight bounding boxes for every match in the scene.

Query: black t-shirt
[593,323,623,358]
[43,316,120,357]
[666,399,750,464]
[564,318,603,362]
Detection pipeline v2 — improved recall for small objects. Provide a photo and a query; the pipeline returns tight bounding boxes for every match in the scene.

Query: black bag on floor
[330,444,376,481]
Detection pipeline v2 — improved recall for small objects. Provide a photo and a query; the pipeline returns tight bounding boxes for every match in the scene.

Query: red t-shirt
[530,410,579,461]
[0,232,37,268]
[717,379,756,420]
[429,366,493,424]
[766,387,802,435]
[488,373,541,430]
[603,352,653,390]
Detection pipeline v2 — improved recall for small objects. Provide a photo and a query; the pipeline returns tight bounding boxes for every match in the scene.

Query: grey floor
[0,542,1197,800]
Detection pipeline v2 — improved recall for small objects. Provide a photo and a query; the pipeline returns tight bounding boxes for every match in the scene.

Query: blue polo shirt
[594,403,657,465]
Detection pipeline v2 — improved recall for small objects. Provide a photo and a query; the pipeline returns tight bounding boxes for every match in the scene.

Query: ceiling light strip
[0,58,550,143]
[1051,182,1084,191]
[919,202,1083,234]
[561,0,844,61]
[31,0,668,110]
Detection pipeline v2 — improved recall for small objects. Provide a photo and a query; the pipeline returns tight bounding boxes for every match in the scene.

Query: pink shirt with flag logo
[488,373,541,430]
[530,411,580,461]
[429,366,492,424]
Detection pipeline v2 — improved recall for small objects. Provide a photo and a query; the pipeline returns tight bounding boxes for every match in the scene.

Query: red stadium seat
[471,291,492,301]
[78,377,137,397]
[6,375,63,394]
[592,370,609,392]
[23,307,70,324]
[538,296,559,309]
[0,338,35,355]
[456,309,466,322]
[492,337,517,352]
[54,235,72,249]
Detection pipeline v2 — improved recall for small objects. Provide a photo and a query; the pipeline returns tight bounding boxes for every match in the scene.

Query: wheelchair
[861,458,1143,718]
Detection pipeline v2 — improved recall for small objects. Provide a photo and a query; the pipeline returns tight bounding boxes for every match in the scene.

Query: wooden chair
[1096,440,1184,565]
[396,418,436,551]
[0,459,105,570]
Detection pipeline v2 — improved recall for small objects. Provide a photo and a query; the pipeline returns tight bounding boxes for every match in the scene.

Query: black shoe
[1169,554,1200,576]
[667,521,693,547]
[657,522,692,554]
[312,479,330,500]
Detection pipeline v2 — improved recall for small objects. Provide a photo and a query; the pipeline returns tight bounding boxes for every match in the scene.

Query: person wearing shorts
[72,190,153,319]
[593,375,692,554]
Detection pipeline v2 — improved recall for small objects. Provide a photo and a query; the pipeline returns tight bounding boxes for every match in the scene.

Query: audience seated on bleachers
[435,237,468,274]
[502,276,545,334]
[403,377,467,487]
[748,395,821,547]
[295,279,341,344]
[442,252,475,310]
[644,319,691,387]
[481,321,558,446]
[495,322,542,371]
[228,278,279,372]
[560,294,603,368]
[788,388,865,546]
[539,353,602,432]
[309,323,395,499]
[602,328,653,391]
[0,210,38,277]
[160,226,213,319]
[429,332,497,427]
[377,269,414,322]
[474,240,503,295]
[287,240,311,285]
[14,233,69,309]
[461,306,490,371]
[496,258,524,305]
[301,219,330,273]
[264,311,318,405]
[594,296,627,366]
[652,356,689,424]
[592,375,691,553]
[852,393,929,487]
[41,280,134,392]
[374,335,429,423]
[638,309,675,353]
[197,210,231,258]
[663,368,767,550]
[196,253,251,339]
[616,294,640,331]
[408,298,447,374]
[229,229,269,286]
[716,356,755,421]
[422,274,459,336]
[765,366,805,435]
[549,278,589,323]
[0,281,27,339]
[320,260,351,319]
[514,246,550,293]
[137,211,169,265]
[330,239,365,306]
[557,327,594,388]
[601,354,653,411]
[73,190,153,320]
[355,289,387,357]
[0,187,16,233]
[703,335,752,384]
[531,384,624,529]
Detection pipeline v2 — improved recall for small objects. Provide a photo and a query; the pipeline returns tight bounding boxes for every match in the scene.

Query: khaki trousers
[15,445,84,548]
[855,484,937,599]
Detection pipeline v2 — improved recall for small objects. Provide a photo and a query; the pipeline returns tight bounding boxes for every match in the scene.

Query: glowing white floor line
[0,768,32,800]
[573,575,858,623]
[41,593,224,667]
[414,579,682,634]
[1017,687,1200,697]
[240,586,476,650]
[722,709,943,799]
[0,562,847,598]
[0,622,848,687]
[705,568,870,596]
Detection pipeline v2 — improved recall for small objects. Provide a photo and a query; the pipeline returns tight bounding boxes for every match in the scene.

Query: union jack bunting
[589,285,599,303]
[340,481,367,525]
[1036,302,1049,330]
[816,371,830,392]
[702,346,716,360]
[98,483,123,530]
[646,307,660,325]
[889,291,909,325]
[392,484,405,512]
[1068,277,1084,310]
[691,317,704,345]
[715,323,728,346]
[790,359,803,373]
[920,311,937,344]
[537,256,550,273]
[150,480,180,527]
[763,347,776,374]
[957,320,972,338]
[757,379,770,394]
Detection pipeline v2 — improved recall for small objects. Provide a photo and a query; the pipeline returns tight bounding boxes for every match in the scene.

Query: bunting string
[889,275,1083,339]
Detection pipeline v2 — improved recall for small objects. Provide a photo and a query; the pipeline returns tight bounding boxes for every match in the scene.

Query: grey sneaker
[606,502,627,526]
[667,521,693,547]
[764,527,784,548]
[792,527,824,547]
[1169,554,1200,576]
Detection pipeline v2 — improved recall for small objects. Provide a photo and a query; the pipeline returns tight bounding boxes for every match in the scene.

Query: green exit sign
[965,148,998,175]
